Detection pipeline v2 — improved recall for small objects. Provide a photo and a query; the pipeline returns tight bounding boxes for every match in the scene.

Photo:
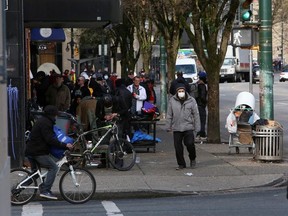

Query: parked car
[252,65,260,83]
[280,66,288,82]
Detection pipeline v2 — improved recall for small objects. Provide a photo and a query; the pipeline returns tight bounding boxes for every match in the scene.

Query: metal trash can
[254,122,283,161]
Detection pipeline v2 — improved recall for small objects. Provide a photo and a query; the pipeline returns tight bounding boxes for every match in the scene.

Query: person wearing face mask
[166,83,200,170]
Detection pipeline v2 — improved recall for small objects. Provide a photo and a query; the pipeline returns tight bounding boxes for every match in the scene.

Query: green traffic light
[241,10,252,22]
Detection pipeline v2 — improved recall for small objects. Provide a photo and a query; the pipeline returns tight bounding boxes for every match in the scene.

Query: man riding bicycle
[25,105,73,200]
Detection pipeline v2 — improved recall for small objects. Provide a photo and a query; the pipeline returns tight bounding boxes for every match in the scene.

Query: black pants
[197,106,207,137]
[173,130,196,167]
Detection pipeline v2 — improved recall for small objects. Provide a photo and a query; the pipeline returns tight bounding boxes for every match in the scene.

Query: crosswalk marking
[102,201,124,216]
[22,203,43,216]
[18,201,124,215]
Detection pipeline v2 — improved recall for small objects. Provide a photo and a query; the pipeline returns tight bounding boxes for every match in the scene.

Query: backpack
[50,125,74,159]
[190,82,198,98]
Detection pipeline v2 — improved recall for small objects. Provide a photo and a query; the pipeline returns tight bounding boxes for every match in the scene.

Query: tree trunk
[206,65,221,143]
[142,49,151,74]
[165,39,179,91]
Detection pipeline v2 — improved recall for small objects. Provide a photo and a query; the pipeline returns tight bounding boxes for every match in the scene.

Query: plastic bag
[225,110,237,133]
[141,101,160,120]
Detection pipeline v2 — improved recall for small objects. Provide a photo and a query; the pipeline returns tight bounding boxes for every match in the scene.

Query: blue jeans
[32,155,58,193]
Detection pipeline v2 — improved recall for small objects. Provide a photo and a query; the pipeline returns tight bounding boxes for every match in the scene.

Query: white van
[175,58,198,84]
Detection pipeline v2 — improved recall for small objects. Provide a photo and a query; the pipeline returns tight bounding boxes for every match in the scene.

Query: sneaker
[200,136,207,141]
[176,165,186,170]
[190,160,196,168]
[40,191,58,200]
[195,135,201,141]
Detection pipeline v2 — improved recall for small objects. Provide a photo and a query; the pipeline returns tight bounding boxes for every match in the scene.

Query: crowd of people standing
[30,66,208,171]
[30,67,157,137]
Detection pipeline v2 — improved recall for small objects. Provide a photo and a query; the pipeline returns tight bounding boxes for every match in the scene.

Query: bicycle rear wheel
[108,138,136,171]
[10,168,38,205]
[59,167,96,204]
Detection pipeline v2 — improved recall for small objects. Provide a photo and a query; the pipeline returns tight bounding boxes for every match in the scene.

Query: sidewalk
[52,120,288,198]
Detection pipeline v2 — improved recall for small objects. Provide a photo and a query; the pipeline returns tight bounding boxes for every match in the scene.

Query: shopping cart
[226,92,259,154]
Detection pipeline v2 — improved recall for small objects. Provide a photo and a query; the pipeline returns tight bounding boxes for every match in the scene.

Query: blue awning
[31,28,65,42]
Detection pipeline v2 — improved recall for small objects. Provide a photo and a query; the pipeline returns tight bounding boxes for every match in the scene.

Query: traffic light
[240,0,253,22]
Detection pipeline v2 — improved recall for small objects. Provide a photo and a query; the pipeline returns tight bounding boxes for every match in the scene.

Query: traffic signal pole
[259,0,274,119]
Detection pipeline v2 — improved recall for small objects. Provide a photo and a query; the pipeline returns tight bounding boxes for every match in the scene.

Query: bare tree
[272,0,288,25]
[123,0,159,74]
[147,0,189,85]
[108,14,140,77]
[181,0,239,143]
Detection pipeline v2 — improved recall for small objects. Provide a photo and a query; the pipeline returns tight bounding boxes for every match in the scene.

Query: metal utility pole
[281,19,284,69]
[160,36,167,119]
[259,0,274,119]
[249,49,253,94]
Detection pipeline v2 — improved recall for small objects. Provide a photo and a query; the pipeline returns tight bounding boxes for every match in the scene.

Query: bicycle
[10,150,96,205]
[71,119,136,171]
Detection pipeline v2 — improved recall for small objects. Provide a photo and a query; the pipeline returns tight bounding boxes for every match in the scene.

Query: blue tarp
[131,130,161,143]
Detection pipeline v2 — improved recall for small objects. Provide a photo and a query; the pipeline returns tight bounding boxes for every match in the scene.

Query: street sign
[232,27,253,47]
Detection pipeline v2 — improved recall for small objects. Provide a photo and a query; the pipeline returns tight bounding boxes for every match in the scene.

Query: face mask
[104,75,108,80]
[178,92,185,98]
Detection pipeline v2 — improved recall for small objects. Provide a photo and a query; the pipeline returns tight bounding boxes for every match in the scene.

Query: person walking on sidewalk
[166,83,200,170]
[195,71,208,141]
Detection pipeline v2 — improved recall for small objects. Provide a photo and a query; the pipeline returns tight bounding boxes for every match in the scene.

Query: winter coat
[76,97,97,131]
[196,80,207,107]
[25,115,66,156]
[95,95,130,121]
[115,84,133,110]
[45,84,71,111]
[166,93,200,132]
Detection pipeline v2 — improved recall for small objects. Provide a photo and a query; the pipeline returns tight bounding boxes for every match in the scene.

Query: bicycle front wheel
[108,138,136,171]
[59,167,96,204]
[10,168,38,205]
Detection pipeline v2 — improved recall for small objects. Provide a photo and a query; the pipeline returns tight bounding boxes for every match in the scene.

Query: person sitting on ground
[25,105,73,200]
